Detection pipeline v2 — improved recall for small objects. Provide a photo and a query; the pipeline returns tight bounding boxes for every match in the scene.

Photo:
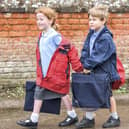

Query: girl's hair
[35,6,58,30]
[88,4,109,22]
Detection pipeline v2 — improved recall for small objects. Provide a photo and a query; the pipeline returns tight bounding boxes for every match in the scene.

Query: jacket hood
[89,26,113,38]
[58,36,71,50]
[102,26,113,38]
[59,36,71,45]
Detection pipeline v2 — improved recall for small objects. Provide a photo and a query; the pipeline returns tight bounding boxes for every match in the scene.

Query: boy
[76,4,120,128]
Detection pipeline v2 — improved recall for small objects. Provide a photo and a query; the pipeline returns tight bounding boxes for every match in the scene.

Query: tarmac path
[0,104,129,129]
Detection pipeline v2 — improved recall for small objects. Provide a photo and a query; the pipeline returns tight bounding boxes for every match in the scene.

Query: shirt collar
[93,26,104,37]
[41,28,54,38]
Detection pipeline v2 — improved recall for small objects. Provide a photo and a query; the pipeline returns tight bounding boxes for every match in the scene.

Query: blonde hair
[88,4,109,22]
[35,6,58,30]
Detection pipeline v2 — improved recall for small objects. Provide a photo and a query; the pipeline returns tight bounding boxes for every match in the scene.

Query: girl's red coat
[36,35,83,94]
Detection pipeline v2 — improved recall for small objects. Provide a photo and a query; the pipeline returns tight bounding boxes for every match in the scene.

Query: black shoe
[102,116,120,128]
[17,119,38,128]
[58,115,78,127]
[75,117,95,129]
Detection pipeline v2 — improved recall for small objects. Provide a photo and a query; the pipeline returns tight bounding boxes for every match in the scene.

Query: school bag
[24,81,61,114]
[71,72,111,108]
[112,57,125,90]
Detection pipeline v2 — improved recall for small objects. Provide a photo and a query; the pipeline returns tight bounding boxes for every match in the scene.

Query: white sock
[67,109,77,118]
[86,112,94,120]
[111,112,118,119]
[30,113,39,123]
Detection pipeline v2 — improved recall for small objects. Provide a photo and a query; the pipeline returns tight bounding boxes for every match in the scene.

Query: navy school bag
[71,72,111,108]
[24,81,61,114]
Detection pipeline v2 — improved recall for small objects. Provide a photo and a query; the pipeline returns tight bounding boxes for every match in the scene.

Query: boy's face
[36,13,52,31]
[89,15,106,31]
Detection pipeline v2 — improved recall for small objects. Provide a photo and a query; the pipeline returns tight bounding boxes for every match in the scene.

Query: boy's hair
[88,4,109,22]
[35,6,58,30]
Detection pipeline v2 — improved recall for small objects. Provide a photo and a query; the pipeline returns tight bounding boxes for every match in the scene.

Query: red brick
[71,25,80,30]
[83,13,88,18]
[71,13,83,18]
[59,25,71,30]
[11,25,29,31]
[9,31,26,37]
[0,31,8,37]
[112,30,128,35]
[60,31,68,36]
[26,19,36,25]
[8,19,27,24]
[30,25,38,31]
[111,19,123,24]
[0,19,8,24]
[122,19,129,24]
[58,13,72,18]
[57,19,68,25]
[11,13,29,18]
[26,31,39,37]
[110,13,122,18]
[111,24,129,30]
[0,25,11,31]
[110,13,129,18]
[0,14,3,18]
[117,13,129,18]
[73,31,84,36]
[68,19,80,24]
[80,19,88,24]
[61,13,72,18]
[79,25,89,30]
[29,14,36,18]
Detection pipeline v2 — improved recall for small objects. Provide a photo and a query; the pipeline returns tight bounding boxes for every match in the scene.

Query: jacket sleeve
[82,35,116,70]
[68,45,83,72]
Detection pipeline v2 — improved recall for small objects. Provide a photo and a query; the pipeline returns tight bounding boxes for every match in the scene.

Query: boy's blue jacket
[80,26,120,82]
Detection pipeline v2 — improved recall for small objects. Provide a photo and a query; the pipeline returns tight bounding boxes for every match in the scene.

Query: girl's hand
[83,69,91,74]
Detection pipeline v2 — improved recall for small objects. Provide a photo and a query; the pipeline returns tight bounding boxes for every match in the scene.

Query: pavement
[0,93,129,129]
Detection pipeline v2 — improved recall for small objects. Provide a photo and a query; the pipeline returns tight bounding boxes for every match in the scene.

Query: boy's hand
[83,69,91,74]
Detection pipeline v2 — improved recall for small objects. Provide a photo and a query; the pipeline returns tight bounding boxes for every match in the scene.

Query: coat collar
[87,26,113,43]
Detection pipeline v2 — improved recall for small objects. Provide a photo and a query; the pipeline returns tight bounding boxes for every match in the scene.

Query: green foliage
[115,86,128,94]
[5,86,25,99]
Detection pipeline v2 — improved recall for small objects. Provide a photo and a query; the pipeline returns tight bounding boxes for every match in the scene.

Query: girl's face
[89,15,105,32]
[36,13,52,31]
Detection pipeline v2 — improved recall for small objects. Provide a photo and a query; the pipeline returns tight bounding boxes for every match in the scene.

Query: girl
[17,6,83,128]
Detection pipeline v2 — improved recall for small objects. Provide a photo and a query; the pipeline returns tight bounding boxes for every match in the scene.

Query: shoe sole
[103,124,120,128]
[29,127,37,129]
[76,125,95,129]
[58,120,78,127]
[17,125,37,129]
[17,123,37,129]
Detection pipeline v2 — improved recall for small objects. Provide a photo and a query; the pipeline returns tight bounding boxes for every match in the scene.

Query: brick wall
[0,12,129,90]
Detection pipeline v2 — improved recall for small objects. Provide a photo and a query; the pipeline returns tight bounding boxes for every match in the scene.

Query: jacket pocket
[51,73,68,86]
[54,53,68,73]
